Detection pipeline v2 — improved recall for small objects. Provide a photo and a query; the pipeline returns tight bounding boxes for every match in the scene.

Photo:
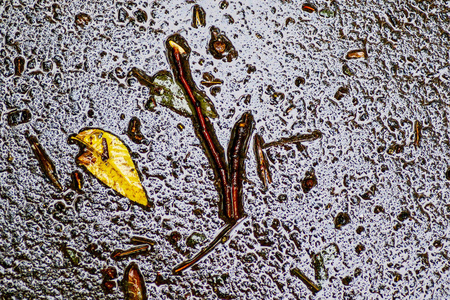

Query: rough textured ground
[1,0,450,299]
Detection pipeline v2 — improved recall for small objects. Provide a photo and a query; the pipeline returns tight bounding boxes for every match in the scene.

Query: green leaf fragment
[313,252,327,283]
[151,71,218,118]
[312,243,339,285]
[321,243,339,262]
[343,64,354,76]
[319,9,335,18]
[62,245,80,266]
[186,232,206,248]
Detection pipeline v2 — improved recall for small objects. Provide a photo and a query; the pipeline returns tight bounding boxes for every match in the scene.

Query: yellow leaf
[71,129,148,206]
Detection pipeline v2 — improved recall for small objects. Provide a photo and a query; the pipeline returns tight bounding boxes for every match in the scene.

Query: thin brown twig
[169,38,254,274]
[263,130,322,149]
[170,43,232,222]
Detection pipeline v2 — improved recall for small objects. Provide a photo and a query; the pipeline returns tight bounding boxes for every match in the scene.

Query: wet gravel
[1,0,450,299]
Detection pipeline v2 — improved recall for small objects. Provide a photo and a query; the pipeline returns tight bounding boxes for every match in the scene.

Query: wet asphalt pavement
[1,0,450,299]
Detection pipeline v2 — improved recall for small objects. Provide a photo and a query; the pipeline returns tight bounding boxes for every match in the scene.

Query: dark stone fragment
[3,58,14,77]
[387,118,399,131]
[355,244,365,254]
[127,117,145,144]
[247,64,256,74]
[301,170,317,193]
[356,226,364,234]
[118,8,128,22]
[63,191,75,202]
[253,223,274,246]
[334,212,350,229]
[108,71,118,82]
[433,240,442,248]
[335,86,349,100]
[42,60,53,72]
[243,252,257,263]
[397,210,410,222]
[52,4,62,21]
[27,58,36,69]
[289,231,302,249]
[7,109,32,126]
[258,235,274,246]
[295,76,305,86]
[168,231,181,246]
[101,266,118,280]
[125,2,137,10]
[155,273,175,286]
[54,73,62,86]
[445,168,450,180]
[86,243,102,257]
[75,13,91,26]
[286,17,295,26]
[54,201,65,212]
[224,14,234,24]
[265,85,275,95]
[53,55,64,68]
[102,280,116,294]
[271,218,280,230]
[219,0,229,9]
[360,190,373,200]
[359,113,369,121]
[418,252,429,266]
[373,205,384,214]
[277,194,287,202]
[342,276,352,286]
[193,208,203,216]
[242,94,251,104]
[210,86,221,96]
[134,9,148,23]
[5,33,15,46]
[208,26,238,62]
[18,83,28,94]
[115,67,126,79]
